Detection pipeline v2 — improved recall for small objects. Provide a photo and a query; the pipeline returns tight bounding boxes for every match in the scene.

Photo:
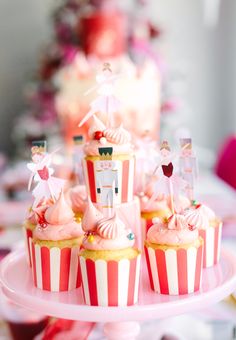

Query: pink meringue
[69,185,87,213]
[82,197,103,232]
[45,192,74,225]
[103,125,131,145]
[167,214,189,230]
[97,214,126,239]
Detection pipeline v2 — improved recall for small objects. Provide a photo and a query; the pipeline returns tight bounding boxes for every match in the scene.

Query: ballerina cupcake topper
[27,141,66,208]
[78,62,121,128]
[147,141,187,214]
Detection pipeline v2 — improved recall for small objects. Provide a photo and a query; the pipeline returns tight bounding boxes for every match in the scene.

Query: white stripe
[118,259,130,306]
[133,255,141,303]
[187,247,197,293]
[82,159,91,199]
[205,227,215,267]
[148,247,160,293]
[95,260,108,306]
[127,158,135,202]
[35,244,42,289]
[80,256,90,305]
[165,249,179,295]
[50,247,61,292]
[217,223,222,262]
[68,247,78,290]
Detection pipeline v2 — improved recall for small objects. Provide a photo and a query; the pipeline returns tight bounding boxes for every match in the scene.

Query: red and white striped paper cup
[145,239,203,295]
[23,226,34,267]
[82,155,135,204]
[199,222,222,268]
[31,242,81,292]
[79,254,141,306]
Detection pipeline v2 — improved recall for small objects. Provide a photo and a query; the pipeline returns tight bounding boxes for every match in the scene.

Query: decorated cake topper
[27,141,65,208]
[179,138,198,201]
[95,147,118,216]
[147,141,187,214]
[78,62,121,128]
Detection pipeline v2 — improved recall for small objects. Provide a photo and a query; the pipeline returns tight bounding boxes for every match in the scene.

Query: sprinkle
[99,137,107,145]
[192,200,198,206]
[127,232,135,240]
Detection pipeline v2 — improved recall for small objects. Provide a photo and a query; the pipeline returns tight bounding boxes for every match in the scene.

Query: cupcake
[79,199,141,306]
[185,203,222,268]
[66,185,87,222]
[31,192,83,292]
[23,199,52,267]
[82,120,135,205]
[145,214,203,295]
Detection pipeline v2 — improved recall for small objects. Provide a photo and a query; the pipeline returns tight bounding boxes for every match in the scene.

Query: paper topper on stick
[179,138,198,200]
[147,141,187,214]
[78,63,121,128]
[27,142,65,208]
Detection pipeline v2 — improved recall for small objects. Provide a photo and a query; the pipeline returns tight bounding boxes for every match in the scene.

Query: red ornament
[94,131,103,140]
[195,204,202,209]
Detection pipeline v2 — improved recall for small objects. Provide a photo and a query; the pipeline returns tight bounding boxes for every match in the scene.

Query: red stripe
[59,248,71,291]
[194,244,203,292]
[107,261,118,306]
[144,246,154,290]
[79,259,86,302]
[87,161,96,202]
[146,219,153,232]
[127,258,137,305]
[26,228,33,266]
[41,247,51,291]
[31,243,37,287]
[156,249,169,294]
[214,225,220,264]
[86,259,98,306]
[199,229,207,267]
[177,249,188,294]
[76,257,82,288]
[122,160,129,202]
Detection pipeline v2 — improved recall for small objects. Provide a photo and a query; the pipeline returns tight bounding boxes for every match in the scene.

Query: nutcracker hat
[98,147,113,160]
[180,138,192,150]
[31,140,47,154]
[160,140,171,152]
[73,135,84,145]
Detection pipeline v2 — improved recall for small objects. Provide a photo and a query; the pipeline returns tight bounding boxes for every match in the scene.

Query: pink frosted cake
[145,214,203,295]
[31,192,83,291]
[79,199,141,306]
[185,203,222,268]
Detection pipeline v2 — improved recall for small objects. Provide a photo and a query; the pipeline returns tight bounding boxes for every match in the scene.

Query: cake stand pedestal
[1,247,236,340]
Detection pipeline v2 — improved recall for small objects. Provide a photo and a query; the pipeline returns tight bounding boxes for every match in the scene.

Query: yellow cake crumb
[33,236,83,249]
[145,237,203,251]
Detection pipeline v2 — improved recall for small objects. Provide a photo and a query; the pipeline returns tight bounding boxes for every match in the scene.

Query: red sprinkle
[94,131,103,140]
[195,204,202,209]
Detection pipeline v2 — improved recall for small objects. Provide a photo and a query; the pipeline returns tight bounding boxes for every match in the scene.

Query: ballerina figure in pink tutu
[79,62,121,128]
[27,145,65,208]
[147,141,187,214]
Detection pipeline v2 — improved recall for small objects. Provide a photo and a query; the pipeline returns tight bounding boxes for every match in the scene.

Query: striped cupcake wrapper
[199,222,222,268]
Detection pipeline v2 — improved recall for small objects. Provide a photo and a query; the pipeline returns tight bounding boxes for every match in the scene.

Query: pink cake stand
[1,248,236,340]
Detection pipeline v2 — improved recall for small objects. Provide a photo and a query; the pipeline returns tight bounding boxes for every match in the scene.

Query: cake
[185,203,222,268]
[145,214,203,295]
[79,199,141,306]
[31,192,83,291]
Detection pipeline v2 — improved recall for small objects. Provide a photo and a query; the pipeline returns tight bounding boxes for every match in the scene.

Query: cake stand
[1,248,236,340]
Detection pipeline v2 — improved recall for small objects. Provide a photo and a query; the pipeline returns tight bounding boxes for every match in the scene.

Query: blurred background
[0,0,236,158]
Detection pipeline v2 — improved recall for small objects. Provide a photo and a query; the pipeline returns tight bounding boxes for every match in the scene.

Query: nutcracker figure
[179,138,198,200]
[96,147,118,215]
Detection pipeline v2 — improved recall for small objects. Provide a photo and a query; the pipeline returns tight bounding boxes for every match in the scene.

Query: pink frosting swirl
[69,185,87,213]
[147,215,199,245]
[82,197,103,232]
[97,214,126,239]
[103,125,131,145]
[185,204,215,230]
[34,192,83,241]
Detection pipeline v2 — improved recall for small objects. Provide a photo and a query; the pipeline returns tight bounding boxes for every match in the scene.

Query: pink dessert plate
[1,247,236,339]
